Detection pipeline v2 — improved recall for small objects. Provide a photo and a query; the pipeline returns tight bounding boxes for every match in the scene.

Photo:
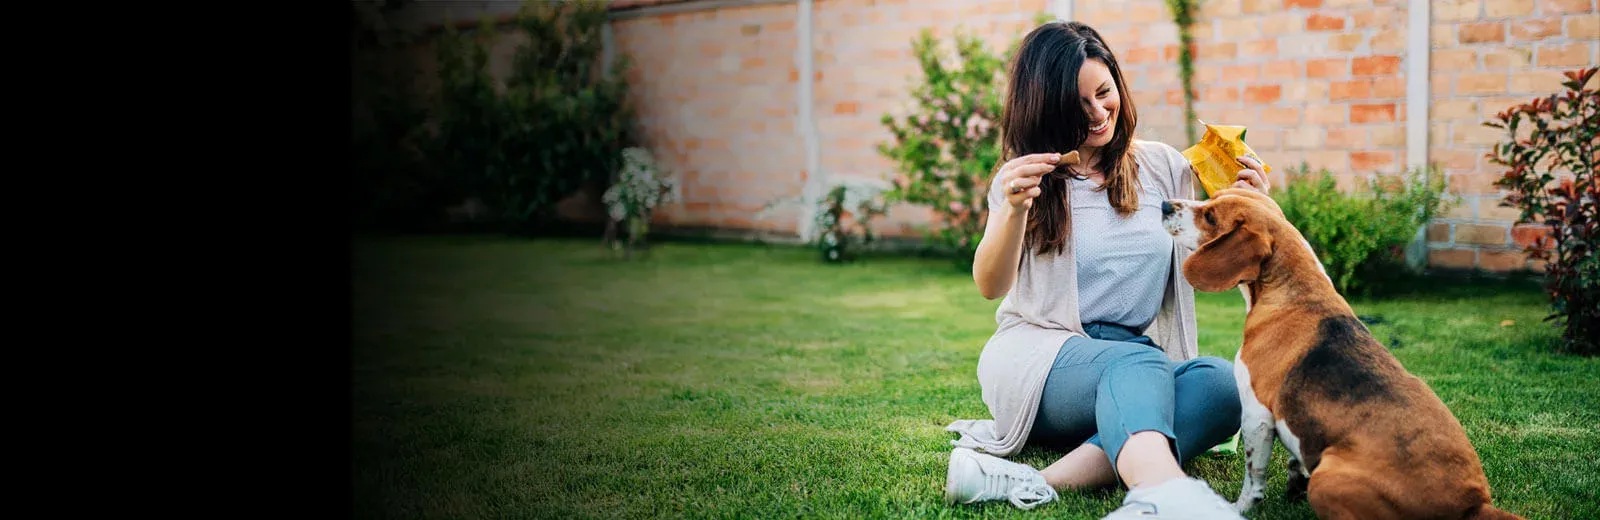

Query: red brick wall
[384,0,1596,272]
[1423,0,1597,273]
[612,3,805,232]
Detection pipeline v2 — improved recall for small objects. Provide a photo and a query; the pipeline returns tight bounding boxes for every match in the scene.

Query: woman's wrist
[999,204,1028,224]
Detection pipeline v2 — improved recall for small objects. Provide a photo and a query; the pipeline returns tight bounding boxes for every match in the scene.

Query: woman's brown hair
[998,21,1141,256]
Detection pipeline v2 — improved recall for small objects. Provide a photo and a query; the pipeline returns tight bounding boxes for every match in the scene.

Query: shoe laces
[983,466,1057,510]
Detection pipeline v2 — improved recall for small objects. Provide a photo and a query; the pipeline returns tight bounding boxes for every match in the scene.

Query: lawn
[351,235,1600,519]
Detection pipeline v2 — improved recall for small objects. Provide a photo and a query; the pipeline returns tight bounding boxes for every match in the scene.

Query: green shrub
[1272,165,1455,297]
[426,0,635,235]
[876,27,1009,271]
[350,1,437,232]
[1486,66,1599,355]
[426,18,500,224]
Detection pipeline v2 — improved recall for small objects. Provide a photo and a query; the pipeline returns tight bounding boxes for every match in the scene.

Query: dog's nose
[1161,200,1174,217]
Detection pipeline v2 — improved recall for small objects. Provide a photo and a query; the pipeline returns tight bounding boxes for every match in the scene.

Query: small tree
[424,0,635,235]
[499,0,634,234]
[877,27,1008,271]
[426,18,501,223]
[1486,66,1599,356]
[351,1,435,231]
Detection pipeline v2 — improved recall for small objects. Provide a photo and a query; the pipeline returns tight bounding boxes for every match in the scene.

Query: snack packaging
[1181,120,1272,198]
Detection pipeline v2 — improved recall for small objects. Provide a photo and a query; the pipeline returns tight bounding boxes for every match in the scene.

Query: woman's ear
[1183,220,1272,292]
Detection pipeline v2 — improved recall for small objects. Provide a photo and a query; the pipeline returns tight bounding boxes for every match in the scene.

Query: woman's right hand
[997,152,1061,211]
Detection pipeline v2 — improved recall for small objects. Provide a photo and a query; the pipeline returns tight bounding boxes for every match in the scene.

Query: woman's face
[1077,58,1120,149]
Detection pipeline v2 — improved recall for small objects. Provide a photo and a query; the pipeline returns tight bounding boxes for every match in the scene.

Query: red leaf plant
[1485,66,1599,355]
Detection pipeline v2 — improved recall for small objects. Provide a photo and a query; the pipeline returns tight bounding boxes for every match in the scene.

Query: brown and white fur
[1160,188,1521,520]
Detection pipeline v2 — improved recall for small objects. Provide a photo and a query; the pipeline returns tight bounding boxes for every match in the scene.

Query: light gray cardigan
[946,140,1201,457]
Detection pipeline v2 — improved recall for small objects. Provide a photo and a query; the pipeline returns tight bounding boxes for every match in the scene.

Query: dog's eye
[1203,211,1216,226]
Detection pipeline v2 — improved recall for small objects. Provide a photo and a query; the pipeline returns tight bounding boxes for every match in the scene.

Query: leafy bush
[813,181,891,263]
[350,1,437,232]
[877,27,1008,271]
[1273,165,1454,297]
[1486,66,1599,355]
[426,0,635,234]
[425,18,500,224]
[602,147,679,258]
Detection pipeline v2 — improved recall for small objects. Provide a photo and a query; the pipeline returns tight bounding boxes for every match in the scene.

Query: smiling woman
[949,20,1274,520]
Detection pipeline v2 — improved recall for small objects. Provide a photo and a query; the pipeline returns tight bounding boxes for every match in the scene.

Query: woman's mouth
[1089,116,1112,135]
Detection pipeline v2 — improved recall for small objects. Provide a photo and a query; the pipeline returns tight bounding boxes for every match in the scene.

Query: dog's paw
[1233,498,1257,514]
[1286,473,1309,502]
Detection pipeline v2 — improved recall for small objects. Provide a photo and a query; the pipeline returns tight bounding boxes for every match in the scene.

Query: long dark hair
[998,21,1141,256]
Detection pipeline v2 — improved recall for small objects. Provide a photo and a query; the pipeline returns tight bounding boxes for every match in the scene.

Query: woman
[941,21,1270,520]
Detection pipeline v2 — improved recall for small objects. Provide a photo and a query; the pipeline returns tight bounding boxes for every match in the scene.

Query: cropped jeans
[1029,322,1242,475]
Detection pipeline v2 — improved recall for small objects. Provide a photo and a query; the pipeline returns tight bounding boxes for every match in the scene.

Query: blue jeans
[1029,322,1241,475]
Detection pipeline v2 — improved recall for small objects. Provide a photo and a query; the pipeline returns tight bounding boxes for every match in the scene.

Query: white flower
[606,147,676,223]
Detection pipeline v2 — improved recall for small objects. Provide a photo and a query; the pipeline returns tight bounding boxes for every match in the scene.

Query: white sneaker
[1100,477,1243,519]
[944,447,1058,510]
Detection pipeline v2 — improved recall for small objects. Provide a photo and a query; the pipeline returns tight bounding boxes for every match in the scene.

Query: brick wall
[611,3,805,233]
[1424,0,1597,273]
[381,0,1597,272]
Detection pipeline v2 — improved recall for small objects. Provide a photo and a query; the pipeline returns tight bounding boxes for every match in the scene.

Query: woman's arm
[973,153,1060,300]
[973,196,1032,300]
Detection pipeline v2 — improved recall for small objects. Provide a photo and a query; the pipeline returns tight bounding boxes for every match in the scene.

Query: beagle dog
[1160,188,1521,520]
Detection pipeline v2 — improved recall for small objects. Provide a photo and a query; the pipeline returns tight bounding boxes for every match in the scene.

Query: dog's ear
[1183,217,1273,292]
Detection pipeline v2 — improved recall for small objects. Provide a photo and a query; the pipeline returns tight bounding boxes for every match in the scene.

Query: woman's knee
[1182,357,1242,409]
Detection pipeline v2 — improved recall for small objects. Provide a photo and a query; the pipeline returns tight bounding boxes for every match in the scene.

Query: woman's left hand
[1231,155,1270,195]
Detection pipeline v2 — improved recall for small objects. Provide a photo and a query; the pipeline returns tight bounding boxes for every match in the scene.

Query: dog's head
[1161,188,1287,292]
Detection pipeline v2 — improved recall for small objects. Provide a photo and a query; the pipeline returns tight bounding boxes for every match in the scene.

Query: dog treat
[1181,121,1272,198]
[1059,150,1080,164]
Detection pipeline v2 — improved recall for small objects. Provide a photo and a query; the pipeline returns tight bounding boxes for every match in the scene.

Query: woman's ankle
[1040,443,1118,490]
[1115,431,1185,489]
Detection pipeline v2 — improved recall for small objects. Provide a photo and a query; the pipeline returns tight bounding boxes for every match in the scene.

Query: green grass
[351,235,1600,519]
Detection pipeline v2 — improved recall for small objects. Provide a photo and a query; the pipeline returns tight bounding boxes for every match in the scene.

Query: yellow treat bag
[1182,120,1272,198]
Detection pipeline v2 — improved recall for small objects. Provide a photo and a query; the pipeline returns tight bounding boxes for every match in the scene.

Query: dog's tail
[1464,503,1524,520]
